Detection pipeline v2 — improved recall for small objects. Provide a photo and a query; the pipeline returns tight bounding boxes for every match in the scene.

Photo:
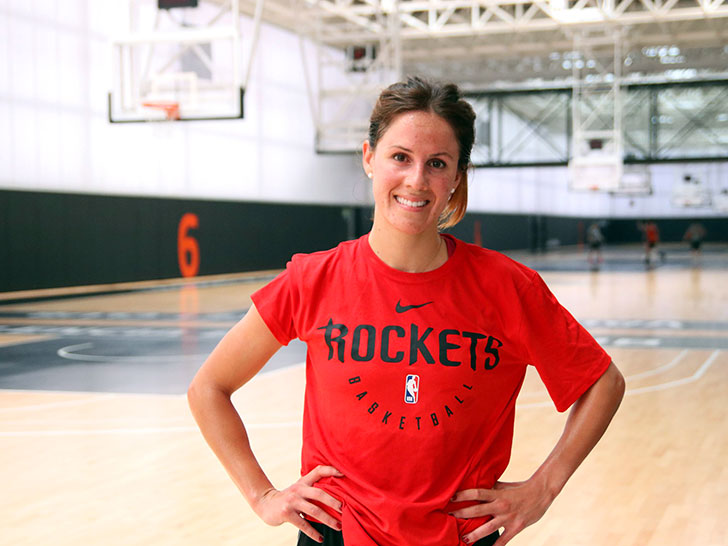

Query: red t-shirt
[645,224,659,244]
[252,234,611,546]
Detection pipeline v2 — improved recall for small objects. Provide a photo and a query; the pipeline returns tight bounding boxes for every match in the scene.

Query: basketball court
[2,244,726,545]
[2,1,728,545]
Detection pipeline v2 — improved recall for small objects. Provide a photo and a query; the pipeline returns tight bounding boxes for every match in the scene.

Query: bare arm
[187,304,343,543]
[452,361,626,545]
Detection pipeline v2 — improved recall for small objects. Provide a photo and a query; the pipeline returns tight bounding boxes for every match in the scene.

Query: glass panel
[574,91,615,133]
[623,88,652,161]
[467,96,492,166]
[467,82,728,166]
[656,85,728,159]
[496,92,569,164]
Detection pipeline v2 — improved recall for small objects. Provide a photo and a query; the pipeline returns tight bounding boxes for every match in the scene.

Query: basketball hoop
[568,154,622,193]
[142,101,181,121]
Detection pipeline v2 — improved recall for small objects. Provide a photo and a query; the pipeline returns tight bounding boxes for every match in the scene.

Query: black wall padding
[1,189,726,292]
[603,217,728,244]
[0,190,349,292]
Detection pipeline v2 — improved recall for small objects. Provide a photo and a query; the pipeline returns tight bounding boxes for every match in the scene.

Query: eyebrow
[390,145,455,159]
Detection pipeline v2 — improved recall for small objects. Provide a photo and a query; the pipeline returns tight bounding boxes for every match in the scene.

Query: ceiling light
[660,55,685,65]
[665,68,697,79]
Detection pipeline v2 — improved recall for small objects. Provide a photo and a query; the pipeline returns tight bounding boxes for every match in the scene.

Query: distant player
[642,220,661,267]
[586,222,605,269]
[683,222,707,262]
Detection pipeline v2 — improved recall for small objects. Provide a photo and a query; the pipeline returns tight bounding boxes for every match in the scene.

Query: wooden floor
[1,244,727,545]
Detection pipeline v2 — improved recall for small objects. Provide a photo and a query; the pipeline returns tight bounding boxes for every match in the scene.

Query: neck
[368,224,446,273]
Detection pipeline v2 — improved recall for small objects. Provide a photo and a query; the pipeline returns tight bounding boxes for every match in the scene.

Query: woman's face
[362,110,462,237]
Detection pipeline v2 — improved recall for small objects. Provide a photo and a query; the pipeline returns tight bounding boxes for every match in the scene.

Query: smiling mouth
[395,196,428,208]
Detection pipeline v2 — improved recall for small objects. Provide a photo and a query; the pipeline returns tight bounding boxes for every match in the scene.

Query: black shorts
[297,521,500,546]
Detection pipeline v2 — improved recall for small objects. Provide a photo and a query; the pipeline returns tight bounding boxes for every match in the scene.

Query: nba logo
[404,374,419,404]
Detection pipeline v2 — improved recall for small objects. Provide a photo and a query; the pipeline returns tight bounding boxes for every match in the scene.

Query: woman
[188,77,625,546]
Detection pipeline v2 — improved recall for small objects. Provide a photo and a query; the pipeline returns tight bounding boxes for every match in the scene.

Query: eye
[393,152,407,162]
[429,158,447,169]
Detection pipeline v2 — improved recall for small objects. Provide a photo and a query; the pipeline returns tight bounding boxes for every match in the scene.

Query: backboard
[613,165,652,196]
[713,189,728,212]
[108,1,245,123]
[672,173,711,208]
[568,154,623,192]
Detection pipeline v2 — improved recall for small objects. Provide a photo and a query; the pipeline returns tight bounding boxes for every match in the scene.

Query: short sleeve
[519,272,611,412]
[250,265,299,346]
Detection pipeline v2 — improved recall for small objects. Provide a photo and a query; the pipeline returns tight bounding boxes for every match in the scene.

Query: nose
[405,162,429,190]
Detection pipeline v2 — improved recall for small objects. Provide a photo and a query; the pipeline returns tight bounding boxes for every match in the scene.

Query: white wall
[469,162,728,218]
[1,1,725,219]
[0,1,369,206]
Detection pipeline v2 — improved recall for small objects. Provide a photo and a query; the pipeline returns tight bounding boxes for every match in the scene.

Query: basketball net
[142,101,181,121]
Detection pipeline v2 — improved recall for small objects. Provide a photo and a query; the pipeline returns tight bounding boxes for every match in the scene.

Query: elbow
[606,361,626,411]
[187,374,207,416]
[187,377,200,413]
[615,368,626,399]
[187,372,230,417]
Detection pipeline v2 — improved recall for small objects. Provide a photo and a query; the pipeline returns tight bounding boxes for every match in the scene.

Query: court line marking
[57,342,210,363]
[627,349,721,395]
[624,349,689,381]
[1,352,722,434]
[0,393,119,413]
[0,362,304,412]
[0,421,302,437]
[0,388,183,400]
[517,349,722,409]
[502,348,689,399]
[0,426,199,436]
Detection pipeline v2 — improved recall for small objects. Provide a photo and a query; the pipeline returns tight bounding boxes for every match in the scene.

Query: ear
[452,167,463,191]
[362,140,374,178]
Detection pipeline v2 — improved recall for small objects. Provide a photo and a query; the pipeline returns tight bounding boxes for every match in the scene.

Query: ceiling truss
[304,0,728,43]
[228,0,728,88]
[219,0,728,150]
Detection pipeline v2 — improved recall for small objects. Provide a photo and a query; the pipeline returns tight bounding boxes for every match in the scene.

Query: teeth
[396,196,427,208]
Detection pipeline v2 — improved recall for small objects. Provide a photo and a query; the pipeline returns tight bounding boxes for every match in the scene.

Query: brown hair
[368,76,476,229]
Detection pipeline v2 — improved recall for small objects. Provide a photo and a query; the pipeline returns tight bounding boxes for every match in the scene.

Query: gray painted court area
[1,245,726,395]
[2,318,726,395]
[0,314,307,395]
[1,308,726,395]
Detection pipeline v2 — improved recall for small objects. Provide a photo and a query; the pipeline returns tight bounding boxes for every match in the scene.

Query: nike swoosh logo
[395,300,433,313]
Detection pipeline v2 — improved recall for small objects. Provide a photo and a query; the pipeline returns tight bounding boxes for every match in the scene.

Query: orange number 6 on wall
[178,213,200,278]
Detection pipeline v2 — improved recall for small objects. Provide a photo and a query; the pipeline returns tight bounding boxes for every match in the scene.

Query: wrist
[530,466,564,503]
[249,485,277,513]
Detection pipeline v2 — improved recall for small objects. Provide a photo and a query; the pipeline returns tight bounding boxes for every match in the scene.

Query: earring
[367,172,373,179]
[450,188,456,194]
